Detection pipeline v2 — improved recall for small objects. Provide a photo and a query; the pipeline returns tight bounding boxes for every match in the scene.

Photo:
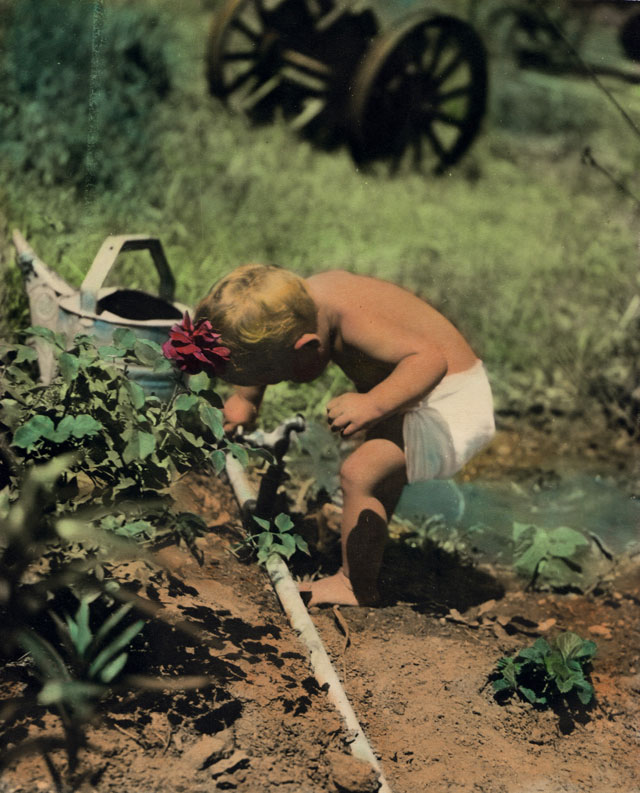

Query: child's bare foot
[298,569,378,607]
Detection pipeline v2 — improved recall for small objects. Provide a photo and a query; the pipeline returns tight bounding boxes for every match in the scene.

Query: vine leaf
[122,429,156,463]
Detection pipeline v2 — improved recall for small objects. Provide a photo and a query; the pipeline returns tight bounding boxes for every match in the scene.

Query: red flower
[162,312,230,375]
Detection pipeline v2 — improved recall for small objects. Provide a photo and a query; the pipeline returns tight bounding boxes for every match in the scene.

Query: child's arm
[319,272,474,437]
[223,386,265,434]
[326,348,447,437]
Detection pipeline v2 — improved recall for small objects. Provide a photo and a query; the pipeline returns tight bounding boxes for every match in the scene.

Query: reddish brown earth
[1,422,639,793]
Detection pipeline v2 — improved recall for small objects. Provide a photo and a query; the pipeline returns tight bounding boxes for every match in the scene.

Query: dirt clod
[209,749,250,778]
[327,751,380,793]
[183,729,234,770]
[589,624,613,639]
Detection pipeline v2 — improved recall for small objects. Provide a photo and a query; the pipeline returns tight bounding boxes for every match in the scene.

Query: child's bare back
[306,270,478,389]
[304,271,479,439]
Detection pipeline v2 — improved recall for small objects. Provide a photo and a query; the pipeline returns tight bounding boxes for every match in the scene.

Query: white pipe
[225,455,392,793]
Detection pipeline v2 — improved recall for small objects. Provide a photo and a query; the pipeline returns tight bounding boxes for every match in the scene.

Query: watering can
[13,230,189,400]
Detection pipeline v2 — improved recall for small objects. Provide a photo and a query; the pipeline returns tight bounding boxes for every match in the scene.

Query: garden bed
[1,419,639,793]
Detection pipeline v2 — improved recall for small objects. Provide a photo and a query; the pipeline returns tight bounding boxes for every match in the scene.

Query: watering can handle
[80,235,176,314]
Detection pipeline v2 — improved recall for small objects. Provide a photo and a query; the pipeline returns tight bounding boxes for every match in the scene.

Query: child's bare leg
[299,418,406,607]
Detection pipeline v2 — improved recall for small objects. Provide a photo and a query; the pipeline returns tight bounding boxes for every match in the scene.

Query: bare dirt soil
[1,422,639,793]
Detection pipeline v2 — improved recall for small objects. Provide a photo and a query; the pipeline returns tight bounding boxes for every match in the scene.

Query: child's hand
[223,392,259,435]
[326,393,383,437]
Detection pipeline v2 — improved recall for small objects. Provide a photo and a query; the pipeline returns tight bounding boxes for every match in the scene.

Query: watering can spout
[13,229,75,299]
[13,229,76,384]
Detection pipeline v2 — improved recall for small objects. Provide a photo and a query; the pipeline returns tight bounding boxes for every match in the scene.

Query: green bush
[0,0,172,190]
[0,327,236,551]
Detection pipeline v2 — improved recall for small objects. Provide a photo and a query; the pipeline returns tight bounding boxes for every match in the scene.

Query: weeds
[0,456,140,778]
[0,434,235,783]
[15,596,145,776]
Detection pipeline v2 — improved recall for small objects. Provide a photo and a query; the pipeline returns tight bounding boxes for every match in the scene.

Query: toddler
[195,264,495,607]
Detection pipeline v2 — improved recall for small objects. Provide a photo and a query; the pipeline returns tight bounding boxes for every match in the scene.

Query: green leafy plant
[289,421,342,503]
[14,595,144,776]
[0,456,143,777]
[512,521,592,590]
[0,327,237,550]
[0,454,235,786]
[492,631,597,706]
[237,513,310,565]
[21,596,144,715]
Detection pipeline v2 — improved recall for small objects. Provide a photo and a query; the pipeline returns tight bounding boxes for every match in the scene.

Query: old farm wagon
[205,0,488,173]
[476,0,640,76]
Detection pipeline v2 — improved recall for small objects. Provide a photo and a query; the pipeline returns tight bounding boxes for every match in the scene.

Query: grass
[1,0,640,422]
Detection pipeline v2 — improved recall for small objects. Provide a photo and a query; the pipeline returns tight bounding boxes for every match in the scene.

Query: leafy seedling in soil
[234,513,310,565]
[0,457,146,781]
[0,462,221,787]
[16,595,145,765]
[512,521,592,591]
[492,631,597,707]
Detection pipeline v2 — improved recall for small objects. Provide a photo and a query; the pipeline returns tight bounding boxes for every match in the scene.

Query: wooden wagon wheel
[348,14,488,174]
[206,0,342,130]
[481,3,588,68]
[620,12,640,62]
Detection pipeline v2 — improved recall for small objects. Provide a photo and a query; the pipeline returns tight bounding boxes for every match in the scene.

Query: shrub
[0,327,241,552]
[0,0,172,191]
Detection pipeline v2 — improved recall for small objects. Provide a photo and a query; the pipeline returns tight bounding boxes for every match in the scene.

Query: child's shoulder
[305,269,355,288]
[306,270,404,302]
[304,269,356,304]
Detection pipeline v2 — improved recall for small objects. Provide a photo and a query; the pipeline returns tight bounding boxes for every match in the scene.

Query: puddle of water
[395,474,640,562]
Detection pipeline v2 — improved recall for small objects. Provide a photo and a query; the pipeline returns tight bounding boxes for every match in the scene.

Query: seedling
[512,521,592,591]
[234,513,310,565]
[20,596,144,716]
[492,631,597,706]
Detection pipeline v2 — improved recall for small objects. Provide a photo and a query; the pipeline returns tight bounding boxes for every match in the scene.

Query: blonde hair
[195,263,317,374]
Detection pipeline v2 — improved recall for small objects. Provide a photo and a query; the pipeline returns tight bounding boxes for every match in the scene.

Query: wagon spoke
[233,16,261,43]
[433,51,466,86]
[281,48,332,79]
[424,125,447,160]
[433,84,471,104]
[425,28,449,77]
[432,110,465,128]
[223,51,257,62]
[405,29,430,72]
[237,74,282,110]
[289,97,328,131]
[225,64,259,94]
